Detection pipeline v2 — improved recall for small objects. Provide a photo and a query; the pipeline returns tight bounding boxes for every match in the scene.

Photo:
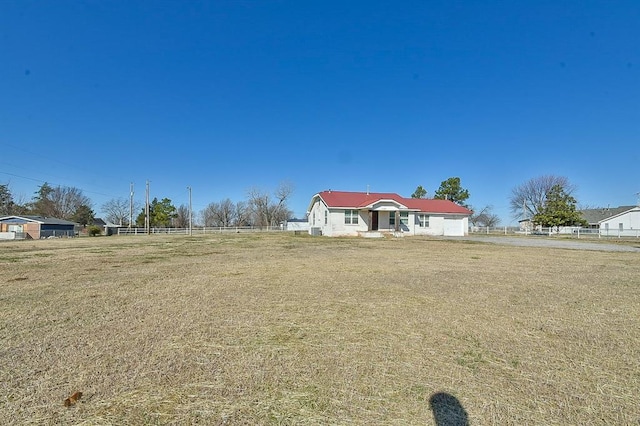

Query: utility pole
[187,186,192,236]
[145,180,150,235]
[129,182,134,229]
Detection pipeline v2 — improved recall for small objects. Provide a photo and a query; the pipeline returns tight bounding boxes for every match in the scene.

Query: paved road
[453,235,640,253]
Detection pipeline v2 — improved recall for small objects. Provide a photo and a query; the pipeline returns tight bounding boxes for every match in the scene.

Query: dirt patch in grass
[1,234,638,424]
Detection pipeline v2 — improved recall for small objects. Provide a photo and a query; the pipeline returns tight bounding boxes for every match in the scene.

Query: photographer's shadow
[429,392,469,426]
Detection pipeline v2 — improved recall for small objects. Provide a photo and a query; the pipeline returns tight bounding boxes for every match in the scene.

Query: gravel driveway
[453,235,640,253]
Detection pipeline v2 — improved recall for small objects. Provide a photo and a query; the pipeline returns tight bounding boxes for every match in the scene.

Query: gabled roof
[579,206,638,224]
[309,191,472,215]
[92,218,107,226]
[317,191,408,209]
[0,215,78,226]
[403,197,473,214]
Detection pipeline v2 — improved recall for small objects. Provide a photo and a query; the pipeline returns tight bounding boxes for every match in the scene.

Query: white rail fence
[469,226,640,239]
[117,226,287,236]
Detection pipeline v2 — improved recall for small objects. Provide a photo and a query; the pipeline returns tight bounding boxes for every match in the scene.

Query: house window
[312,212,316,224]
[400,211,409,225]
[389,212,395,226]
[324,210,328,225]
[619,223,624,231]
[345,209,359,225]
[418,214,430,227]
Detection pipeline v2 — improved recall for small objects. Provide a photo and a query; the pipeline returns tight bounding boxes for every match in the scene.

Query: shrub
[88,226,102,236]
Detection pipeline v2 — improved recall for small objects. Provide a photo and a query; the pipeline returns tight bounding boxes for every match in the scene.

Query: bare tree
[216,199,235,227]
[31,183,93,220]
[509,175,576,220]
[247,181,294,227]
[201,202,217,227]
[233,201,250,226]
[101,197,139,226]
[201,199,248,227]
[174,204,190,228]
[470,205,501,227]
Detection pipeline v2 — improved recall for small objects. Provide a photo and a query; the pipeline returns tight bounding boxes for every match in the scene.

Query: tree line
[412,175,588,228]
[1,175,593,229]
[0,181,295,228]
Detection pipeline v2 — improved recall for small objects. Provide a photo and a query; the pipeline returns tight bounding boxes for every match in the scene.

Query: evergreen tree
[411,185,427,199]
[433,177,470,207]
[71,204,95,226]
[534,184,588,228]
[0,184,15,215]
[136,198,177,227]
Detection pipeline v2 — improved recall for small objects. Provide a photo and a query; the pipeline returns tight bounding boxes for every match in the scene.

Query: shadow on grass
[429,392,469,426]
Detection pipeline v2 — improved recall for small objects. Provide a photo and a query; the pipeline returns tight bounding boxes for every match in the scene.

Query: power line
[0,170,121,199]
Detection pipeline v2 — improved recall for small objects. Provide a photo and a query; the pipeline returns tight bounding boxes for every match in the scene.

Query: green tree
[71,204,95,226]
[433,177,470,207]
[411,185,427,199]
[30,183,56,216]
[29,183,92,220]
[534,184,588,228]
[136,198,177,227]
[0,183,16,215]
[509,175,575,220]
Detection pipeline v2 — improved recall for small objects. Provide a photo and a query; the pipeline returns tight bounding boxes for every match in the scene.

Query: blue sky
[1,1,638,224]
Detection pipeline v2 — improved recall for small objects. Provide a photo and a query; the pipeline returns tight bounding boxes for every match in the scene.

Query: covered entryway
[371,211,379,230]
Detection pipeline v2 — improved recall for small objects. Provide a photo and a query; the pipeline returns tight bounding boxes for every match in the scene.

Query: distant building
[0,215,77,239]
[580,205,640,236]
[286,218,309,232]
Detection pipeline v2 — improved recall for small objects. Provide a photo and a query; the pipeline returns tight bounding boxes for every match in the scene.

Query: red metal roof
[315,191,472,214]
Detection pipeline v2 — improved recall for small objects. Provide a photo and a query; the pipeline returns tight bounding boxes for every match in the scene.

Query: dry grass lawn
[1,233,638,425]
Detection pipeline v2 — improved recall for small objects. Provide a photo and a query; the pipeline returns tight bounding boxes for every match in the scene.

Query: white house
[307,190,472,237]
[580,205,640,237]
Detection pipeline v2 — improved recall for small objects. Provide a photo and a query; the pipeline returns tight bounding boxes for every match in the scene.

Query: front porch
[364,209,408,232]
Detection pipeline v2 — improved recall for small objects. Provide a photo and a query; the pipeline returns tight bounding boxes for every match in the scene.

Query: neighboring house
[307,190,472,237]
[518,218,533,232]
[87,218,122,236]
[0,215,78,239]
[580,205,640,236]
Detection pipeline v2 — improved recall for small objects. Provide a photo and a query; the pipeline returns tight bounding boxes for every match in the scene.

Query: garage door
[443,218,463,236]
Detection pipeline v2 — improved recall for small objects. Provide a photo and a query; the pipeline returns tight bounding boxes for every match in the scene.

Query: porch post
[395,211,400,232]
[368,210,372,231]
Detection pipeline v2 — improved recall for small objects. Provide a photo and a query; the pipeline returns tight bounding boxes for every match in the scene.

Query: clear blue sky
[1,1,639,224]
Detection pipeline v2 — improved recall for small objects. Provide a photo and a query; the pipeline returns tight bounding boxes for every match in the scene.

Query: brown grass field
[1,233,638,425]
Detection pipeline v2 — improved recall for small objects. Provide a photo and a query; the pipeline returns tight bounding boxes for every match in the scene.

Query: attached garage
[443,217,466,236]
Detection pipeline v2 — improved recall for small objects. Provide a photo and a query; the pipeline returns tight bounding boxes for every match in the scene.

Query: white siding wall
[413,214,443,236]
[328,209,368,236]
[308,200,328,235]
[308,201,367,236]
[599,209,640,236]
[410,214,468,236]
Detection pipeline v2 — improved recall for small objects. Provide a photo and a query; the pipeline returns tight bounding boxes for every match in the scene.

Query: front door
[371,211,379,230]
